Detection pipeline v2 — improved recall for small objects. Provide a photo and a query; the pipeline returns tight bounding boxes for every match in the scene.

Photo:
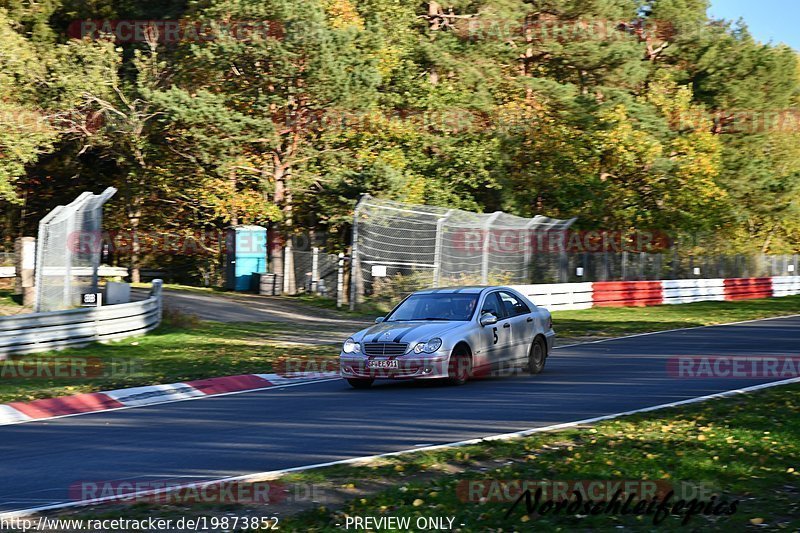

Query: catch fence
[349,196,799,309]
[34,188,117,312]
[350,195,575,308]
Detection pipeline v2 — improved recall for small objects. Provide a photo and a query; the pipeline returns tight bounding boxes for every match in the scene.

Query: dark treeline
[0,0,798,282]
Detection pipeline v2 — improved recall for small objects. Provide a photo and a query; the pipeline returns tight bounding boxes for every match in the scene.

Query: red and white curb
[0,372,339,426]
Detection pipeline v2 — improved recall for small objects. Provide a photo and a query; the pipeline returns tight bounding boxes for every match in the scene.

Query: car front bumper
[339,353,450,380]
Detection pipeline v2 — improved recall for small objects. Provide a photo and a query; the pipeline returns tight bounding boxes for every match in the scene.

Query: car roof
[413,286,507,295]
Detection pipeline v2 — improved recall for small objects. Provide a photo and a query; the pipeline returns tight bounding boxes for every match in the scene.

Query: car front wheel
[447,349,472,385]
[528,337,546,375]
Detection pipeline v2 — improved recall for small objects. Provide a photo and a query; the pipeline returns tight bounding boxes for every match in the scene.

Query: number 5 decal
[493,327,498,345]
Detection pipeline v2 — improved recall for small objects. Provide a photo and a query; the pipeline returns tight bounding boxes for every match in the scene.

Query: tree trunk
[229,169,239,226]
[129,207,141,283]
[270,158,286,277]
[282,169,296,295]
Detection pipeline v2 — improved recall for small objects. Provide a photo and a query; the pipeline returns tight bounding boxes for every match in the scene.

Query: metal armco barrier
[512,276,800,310]
[0,266,128,279]
[0,280,163,359]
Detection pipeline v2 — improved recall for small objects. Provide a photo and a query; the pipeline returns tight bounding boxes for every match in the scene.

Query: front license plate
[367,359,399,369]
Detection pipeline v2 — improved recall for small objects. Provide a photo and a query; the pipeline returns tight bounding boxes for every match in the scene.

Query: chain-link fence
[34,188,117,312]
[350,195,576,308]
[289,248,347,303]
[530,250,799,283]
[349,196,800,309]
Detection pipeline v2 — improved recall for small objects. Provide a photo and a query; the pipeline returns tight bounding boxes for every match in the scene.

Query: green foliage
[0,8,116,203]
[0,0,798,256]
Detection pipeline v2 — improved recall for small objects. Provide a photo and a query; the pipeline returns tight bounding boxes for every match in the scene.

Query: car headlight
[414,338,443,354]
[343,338,361,354]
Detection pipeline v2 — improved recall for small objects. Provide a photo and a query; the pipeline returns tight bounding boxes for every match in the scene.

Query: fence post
[349,198,365,311]
[14,237,36,307]
[558,251,568,283]
[283,239,295,295]
[481,212,501,284]
[654,253,662,281]
[621,251,628,281]
[62,210,76,309]
[522,218,540,283]
[311,247,319,293]
[638,252,645,280]
[337,253,345,308]
[432,210,453,287]
[151,278,164,322]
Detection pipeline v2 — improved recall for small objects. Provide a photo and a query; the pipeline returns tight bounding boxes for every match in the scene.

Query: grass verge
[0,287,23,315]
[0,319,336,404]
[551,295,800,339]
[50,383,800,531]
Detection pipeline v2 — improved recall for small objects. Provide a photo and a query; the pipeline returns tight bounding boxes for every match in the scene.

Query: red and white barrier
[513,276,800,311]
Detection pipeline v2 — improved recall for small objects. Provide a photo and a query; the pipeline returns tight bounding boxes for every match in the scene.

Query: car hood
[354,321,465,345]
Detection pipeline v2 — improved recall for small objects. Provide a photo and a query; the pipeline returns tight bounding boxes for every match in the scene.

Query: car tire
[528,337,546,375]
[347,378,374,389]
[447,350,472,386]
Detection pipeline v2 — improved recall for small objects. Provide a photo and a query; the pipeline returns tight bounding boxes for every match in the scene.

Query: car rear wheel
[528,337,546,375]
[347,378,374,389]
[447,349,472,385]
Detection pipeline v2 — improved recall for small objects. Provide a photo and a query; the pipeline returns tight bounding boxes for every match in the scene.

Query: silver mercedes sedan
[339,286,555,388]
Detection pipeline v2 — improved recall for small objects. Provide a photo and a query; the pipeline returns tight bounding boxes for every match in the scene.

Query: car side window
[480,292,504,319]
[499,291,530,317]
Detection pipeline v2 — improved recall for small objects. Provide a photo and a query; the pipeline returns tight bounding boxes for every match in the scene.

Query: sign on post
[81,293,102,307]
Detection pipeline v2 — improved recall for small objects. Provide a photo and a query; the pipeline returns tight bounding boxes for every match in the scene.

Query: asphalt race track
[1,315,798,513]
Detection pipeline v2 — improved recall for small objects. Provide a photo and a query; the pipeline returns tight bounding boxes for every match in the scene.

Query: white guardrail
[0,266,128,278]
[512,282,595,311]
[0,280,163,358]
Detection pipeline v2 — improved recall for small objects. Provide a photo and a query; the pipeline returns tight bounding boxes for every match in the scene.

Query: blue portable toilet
[225,226,268,291]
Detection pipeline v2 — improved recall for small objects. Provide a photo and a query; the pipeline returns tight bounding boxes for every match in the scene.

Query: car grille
[363,342,408,356]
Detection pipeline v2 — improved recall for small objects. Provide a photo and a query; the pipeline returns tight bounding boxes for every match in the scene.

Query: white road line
[553,313,800,349]
[3,375,799,518]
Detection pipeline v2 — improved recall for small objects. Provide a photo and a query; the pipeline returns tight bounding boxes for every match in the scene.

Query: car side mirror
[480,313,498,326]
[375,316,386,323]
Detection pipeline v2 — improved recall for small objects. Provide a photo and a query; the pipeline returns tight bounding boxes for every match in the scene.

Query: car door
[478,291,514,370]
[498,290,535,363]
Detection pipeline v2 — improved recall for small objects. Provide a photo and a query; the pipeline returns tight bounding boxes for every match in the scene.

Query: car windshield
[385,293,479,322]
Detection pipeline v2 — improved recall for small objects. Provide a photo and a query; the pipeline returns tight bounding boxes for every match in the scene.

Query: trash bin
[255,272,283,295]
